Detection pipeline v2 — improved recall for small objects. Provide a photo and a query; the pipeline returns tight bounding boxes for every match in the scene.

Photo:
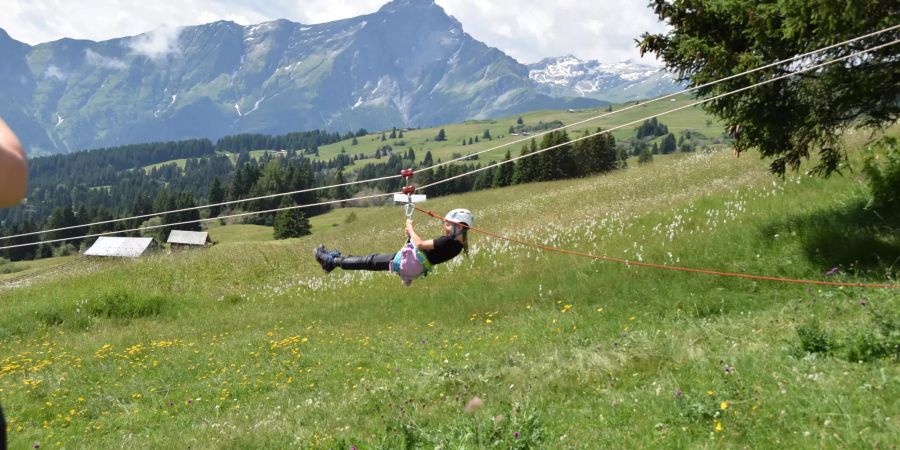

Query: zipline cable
[418,38,900,192]
[421,23,900,172]
[0,193,392,251]
[2,24,897,242]
[1,37,897,252]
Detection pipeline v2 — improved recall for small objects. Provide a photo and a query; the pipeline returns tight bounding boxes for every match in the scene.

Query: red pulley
[402,185,415,195]
[400,168,414,178]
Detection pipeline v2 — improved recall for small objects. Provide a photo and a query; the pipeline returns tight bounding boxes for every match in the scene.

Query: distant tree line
[1,126,625,261]
[216,129,366,154]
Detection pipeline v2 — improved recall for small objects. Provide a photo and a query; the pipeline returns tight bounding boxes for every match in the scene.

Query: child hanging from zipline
[314,208,473,285]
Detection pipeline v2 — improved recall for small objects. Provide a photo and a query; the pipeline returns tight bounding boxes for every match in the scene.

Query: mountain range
[0,0,679,156]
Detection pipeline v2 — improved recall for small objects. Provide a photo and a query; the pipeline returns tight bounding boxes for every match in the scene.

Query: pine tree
[512,142,537,185]
[174,192,201,231]
[661,133,677,154]
[208,177,224,217]
[273,197,311,239]
[332,169,348,206]
[493,150,515,188]
[638,148,654,165]
[639,0,898,175]
[436,129,447,141]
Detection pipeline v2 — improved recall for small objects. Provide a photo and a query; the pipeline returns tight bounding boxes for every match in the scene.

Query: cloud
[85,48,128,69]
[438,0,667,64]
[127,25,183,61]
[44,65,67,80]
[1,1,668,64]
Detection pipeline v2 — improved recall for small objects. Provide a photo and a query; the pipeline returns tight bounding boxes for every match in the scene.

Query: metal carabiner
[404,202,415,218]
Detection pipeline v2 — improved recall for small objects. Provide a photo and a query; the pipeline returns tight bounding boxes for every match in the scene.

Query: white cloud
[0,1,667,64]
[127,25,183,61]
[85,48,128,69]
[44,65,67,80]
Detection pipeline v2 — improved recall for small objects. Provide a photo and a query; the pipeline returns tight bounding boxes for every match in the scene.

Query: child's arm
[0,118,27,207]
[406,219,435,250]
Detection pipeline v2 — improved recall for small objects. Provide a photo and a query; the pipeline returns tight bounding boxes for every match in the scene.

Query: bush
[0,257,23,275]
[796,322,835,355]
[795,305,899,362]
[862,136,900,212]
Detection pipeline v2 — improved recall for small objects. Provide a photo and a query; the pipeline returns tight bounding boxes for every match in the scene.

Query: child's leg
[333,253,395,271]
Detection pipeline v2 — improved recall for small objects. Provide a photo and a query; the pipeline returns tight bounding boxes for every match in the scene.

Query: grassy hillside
[1,130,897,449]
[314,94,721,168]
[143,95,723,174]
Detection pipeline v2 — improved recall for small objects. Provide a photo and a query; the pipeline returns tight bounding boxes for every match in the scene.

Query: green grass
[143,159,187,173]
[206,223,274,243]
[144,95,723,174]
[1,129,898,449]
[0,255,81,282]
[314,94,722,168]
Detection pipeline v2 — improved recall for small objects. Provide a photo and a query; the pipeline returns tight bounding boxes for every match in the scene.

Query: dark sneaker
[314,245,341,273]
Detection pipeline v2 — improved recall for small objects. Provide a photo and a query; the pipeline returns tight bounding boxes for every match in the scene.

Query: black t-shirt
[422,236,463,265]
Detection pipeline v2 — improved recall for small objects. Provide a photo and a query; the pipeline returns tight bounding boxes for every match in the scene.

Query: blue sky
[1,0,667,64]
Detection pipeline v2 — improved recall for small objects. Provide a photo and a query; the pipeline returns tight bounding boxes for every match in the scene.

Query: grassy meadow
[1,128,898,448]
[155,95,723,174]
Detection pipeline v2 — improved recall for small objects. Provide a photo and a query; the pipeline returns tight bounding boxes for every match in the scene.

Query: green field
[143,159,188,173]
[315,94,721,169]
[1,127,898,448]
[147,95,724,175]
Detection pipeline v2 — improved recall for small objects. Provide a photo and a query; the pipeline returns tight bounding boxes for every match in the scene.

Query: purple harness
[390,242,432,286]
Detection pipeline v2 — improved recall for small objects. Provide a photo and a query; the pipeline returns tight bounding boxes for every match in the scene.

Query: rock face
[0,0,602,155]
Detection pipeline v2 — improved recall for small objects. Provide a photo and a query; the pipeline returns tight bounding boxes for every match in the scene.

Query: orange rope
[415,207,899,289]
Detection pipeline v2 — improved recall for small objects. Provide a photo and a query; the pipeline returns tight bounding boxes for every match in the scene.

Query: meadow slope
[1,132,898,449]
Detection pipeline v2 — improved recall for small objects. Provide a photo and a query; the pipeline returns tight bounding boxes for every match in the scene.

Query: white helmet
[444,208,474,228]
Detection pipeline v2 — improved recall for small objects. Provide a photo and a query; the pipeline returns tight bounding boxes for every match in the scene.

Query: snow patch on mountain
[528,55,681,102]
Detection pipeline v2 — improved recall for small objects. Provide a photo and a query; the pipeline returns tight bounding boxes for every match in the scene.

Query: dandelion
[720,401,729,410]
[714,420,723,432]
[707,390,714,396]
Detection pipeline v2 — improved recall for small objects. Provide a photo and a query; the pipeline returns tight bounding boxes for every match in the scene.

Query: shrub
[796,322,835,355]
[862,136,900,213]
